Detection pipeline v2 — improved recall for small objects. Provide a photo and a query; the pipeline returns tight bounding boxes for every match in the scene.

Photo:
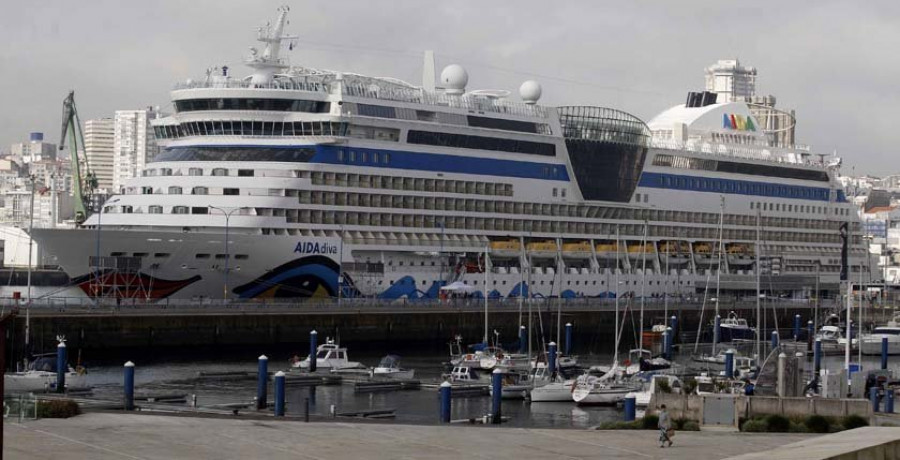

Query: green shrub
[805,415,830,433]
[842,415,869,430]
[742,419,768,432]
[657,379,672,393]
[788,421,810,433]
[681,420,700,431]
[765,414,791,432]
[641,414,659,430]
[682,378,698,394]
[37,399,80,418]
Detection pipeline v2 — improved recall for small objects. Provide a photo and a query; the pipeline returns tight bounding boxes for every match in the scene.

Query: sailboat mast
[844,222,851,380]
[483,244,489,345]
[615,226,620,363]
[640,221,648,352]
[713,196,725,353]
[756,209,762,362]
[556,237,562,346]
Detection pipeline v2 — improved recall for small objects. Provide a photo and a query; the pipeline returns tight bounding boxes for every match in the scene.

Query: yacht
[635,374,682,407]
[294,339,363,371]
[5,354,88,393]
[571,366,642,405]
[31,7,864,304]
[372,355,415,379]
[716,311,756,342]
[860,327,900,355]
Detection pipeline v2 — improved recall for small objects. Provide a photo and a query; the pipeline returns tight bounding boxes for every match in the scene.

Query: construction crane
[59,91,97,224]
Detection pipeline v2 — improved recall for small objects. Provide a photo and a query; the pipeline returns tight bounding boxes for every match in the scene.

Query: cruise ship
[32,7,864,302]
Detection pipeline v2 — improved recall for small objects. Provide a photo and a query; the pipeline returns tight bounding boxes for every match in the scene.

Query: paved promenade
[5,413,812,460]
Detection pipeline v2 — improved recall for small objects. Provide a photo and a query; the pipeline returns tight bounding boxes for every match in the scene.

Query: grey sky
[1,0,897,175]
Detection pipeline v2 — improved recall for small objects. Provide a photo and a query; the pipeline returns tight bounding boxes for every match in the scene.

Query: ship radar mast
[246,5,298,86]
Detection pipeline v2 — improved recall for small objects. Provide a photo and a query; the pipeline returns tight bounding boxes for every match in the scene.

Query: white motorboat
[293,339,363,371]
[372,355,415,379]
[634,374,682,407]
[446,365,491,383]
[489,370,533,400]
[860,327,900,355]
[529,364,575,402]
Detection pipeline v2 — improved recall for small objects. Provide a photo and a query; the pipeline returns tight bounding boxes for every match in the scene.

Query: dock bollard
[56,341,67,393]
[124,361,135,411]
[665,327,674,360]
[548,342,558,376]
[304,398,310,422]
[776,353,787,397]
[670,316,678,342]
[491,369,502,425]
[814,338,822,373]
[519,326,527,353]
[724,349,735,379]
[439,381,452,423]
[309,330,318,373]
[870,386,880,413]
[565,323,573,355]
[886,387,895,414]
[882,337,889,370]
[793,314,801,341]
[771,331,779,350]
[624,393,636,422]
[662,331,669,361]
[807,321,814,352]
[257,355,269,410]
[274,371,285,417]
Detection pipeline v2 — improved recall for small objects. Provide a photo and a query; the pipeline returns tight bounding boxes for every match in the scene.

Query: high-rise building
[84,118,115,192]
[10,132,56,164]
[113,108,159,192]
[704,59,757,103]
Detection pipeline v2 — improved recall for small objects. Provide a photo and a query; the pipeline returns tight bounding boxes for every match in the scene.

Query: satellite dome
[519,80,542,104]
[441,64,468,95]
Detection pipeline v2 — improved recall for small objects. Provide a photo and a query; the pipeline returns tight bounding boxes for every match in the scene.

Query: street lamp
[94,197,120,303]
[209,205,248,302]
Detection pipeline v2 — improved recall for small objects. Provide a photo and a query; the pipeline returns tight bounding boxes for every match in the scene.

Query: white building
[113,108,159,192]
[705,59,757,103]
[10,132,56,164]
[84,118,115,193]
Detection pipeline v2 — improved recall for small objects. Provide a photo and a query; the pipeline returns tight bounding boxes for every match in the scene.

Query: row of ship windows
[296,190,846,232]
[654,175,829,200]
[385,278,694,287]
[106,251,250,260]
[652,153,830,182]
[143,167,254,177]
[750,201,851,216]
[152,121,348,139]
[302,171,515,197]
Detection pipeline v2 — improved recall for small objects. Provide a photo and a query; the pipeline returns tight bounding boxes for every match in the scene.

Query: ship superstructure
[32,7,864,301]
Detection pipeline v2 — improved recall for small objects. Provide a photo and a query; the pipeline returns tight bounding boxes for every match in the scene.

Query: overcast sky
[1,0,897,175]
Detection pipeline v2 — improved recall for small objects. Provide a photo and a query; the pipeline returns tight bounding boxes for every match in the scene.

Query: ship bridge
[557,106,650,203]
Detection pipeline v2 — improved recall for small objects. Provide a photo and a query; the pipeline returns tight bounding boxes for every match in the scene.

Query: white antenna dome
[441,64,468,95]
[519,80,542,104]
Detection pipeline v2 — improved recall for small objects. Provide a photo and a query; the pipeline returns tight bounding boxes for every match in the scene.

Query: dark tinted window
[175,98,330,113]
[653,153,829,182]
[467,116,538,134]
[407,130,555,156]
[154,147,317,162]
[566,139,647,202]
[357,104,397,118]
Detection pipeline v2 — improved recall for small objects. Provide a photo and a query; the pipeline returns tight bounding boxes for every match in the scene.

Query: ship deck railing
[650,138,827,168]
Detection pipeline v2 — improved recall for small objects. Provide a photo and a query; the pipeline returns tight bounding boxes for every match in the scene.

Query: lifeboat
[490,239,521,258]
[726,243,754,266]
[595,242,620,260]
[659,241,690,265]
[692,242,720,266]
[526,240,558,259]
[562,241,592,259]
[626,242,655,260]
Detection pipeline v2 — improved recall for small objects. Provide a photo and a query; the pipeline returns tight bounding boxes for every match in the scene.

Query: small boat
[571,365,641,405]
[635,374,682,407]
[446,365,491,383]
[293,339,364,370]
[5,354,88,393]
[860,327,900,355]
[372,355,415,379]
[529,363,575,402]
[489,370,533,400]
[716,311,756,342]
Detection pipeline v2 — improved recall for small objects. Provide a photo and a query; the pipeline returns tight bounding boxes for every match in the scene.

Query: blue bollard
[439,381,452,423]
[274,371,285,416]
[519,325,527,353]
[624,393,636,422]
[887,387,895,414]
[565,323,573,356]
[670,316,678,343]
[491,369,503,424]
[814,338,822,373]
[124,361,135,411]
[309,330,318,373]
[882,337,889,370]
[548,342,558,376]
[257,355,268,409]
[56,341,67,393]
[793,315,801,341]
[665,327,674,360]
[870,386,880,413]
[662,331,670,361]
[771,331,779,349]
[725,349,735,379]
[714,315,721,344]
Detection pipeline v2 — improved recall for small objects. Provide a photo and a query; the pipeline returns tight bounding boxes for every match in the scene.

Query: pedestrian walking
[658,404,673,448]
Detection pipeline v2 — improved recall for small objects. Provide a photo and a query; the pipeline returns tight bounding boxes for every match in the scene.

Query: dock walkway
[5,412,811,460]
